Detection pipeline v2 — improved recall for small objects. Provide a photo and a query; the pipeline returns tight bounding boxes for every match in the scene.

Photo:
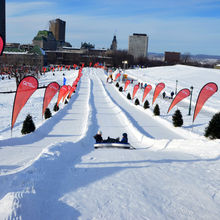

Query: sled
[94,142,134,149]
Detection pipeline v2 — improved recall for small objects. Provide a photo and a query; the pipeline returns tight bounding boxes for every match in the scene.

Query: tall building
[49,18,66,43]
[32,30,57,50]
[110,35,117,51]
[128,33,148,59]
[0,0,6,43]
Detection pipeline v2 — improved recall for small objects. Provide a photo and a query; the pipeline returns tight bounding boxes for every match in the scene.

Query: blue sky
[6,0,220,55]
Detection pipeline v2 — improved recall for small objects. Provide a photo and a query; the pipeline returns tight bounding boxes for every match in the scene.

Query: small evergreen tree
[153,104,160,116]
[116,82,119,87]
[204,112,220,139]
[119,86,123,92]
[53,102,59,112]
[135,98,140,105]
[172,109,183,127]
[21,114,36,135]
[127,93,131,100]
[143,100,150,109]
[44,108,52,119]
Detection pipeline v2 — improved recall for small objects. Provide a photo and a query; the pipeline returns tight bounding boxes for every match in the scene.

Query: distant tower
[128,33,148,59]
[0,0,6,43]
[110,35,117,51]
[49,18,66,43]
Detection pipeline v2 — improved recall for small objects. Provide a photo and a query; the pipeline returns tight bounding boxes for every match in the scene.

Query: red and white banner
[167,88,190,113]
[63,85,71,102]
[114,73,121,81]
[57,85,68,106]
[152,82,165,105]
[142,85,152,102]
[11,76,38,129]
[68,86,76,99]
[193,82,218,122]
[124,80,130,91]
[72,79,78,87]
[132,84,139,99]
[0,35,4,56]
[42,82,60,116]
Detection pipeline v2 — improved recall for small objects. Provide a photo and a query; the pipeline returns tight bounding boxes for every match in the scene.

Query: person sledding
[93,130,103,143]
[120,133,128,144]
[94,131,128,144]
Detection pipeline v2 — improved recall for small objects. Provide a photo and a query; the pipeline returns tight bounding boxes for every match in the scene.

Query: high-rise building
[110,35,117,51]
[128,33,148,59]
[49,18,66,43]
[0,0,6,43]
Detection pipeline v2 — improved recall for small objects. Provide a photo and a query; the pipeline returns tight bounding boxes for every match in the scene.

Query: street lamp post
[188,86,194,115]
[175,80,178,95]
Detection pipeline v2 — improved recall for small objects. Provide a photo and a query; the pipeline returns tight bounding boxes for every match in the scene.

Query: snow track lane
[95,69,185,140]
[90,72,150,146]
[0,73,91,176]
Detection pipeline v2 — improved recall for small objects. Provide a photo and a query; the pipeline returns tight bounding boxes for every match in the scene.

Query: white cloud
[6,1,54,17]
[5,1,220,55]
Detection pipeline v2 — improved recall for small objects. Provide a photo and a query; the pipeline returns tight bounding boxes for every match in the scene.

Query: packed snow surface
[0,65,220,219]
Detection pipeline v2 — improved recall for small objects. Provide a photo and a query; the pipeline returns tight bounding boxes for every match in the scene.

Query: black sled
[94,142,134,149]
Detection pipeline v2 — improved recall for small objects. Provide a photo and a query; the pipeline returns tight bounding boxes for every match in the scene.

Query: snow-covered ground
[0,65,220,219]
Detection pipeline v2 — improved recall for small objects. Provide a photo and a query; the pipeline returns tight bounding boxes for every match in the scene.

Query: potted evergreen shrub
[21,114,36,135]
[127,93,131,100]
[44,108,52,119]
[153,104,160,116]
[134,98,140,105]
[204,112,220,139]
[143,100,150,109]
[53,102,59,112]
[172,109,183,127]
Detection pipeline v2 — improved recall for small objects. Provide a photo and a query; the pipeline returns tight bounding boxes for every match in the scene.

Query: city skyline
[5,0,220,56]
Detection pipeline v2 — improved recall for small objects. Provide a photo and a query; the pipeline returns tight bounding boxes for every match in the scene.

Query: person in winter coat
[94,130,103,143]
[170,91,174,99]
[120,133,128,143]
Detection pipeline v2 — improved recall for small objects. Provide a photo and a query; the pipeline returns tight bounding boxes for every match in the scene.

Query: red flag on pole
[68,86,76,99]
[132,84,139,99]
[72,79,78,87]
[57,85,68,106]
[63,85,71,102]
[142,85,152,103]
[114,73,121,81]
[124,80,130,91]
[152,83,165,105]
[0,34,4,56]
[193,82,218,122]
[167,88,190,113]
[11,76,38,130]
[42,82,60,116]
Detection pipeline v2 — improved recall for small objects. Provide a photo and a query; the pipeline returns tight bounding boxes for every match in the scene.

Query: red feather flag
[193,82,218,122]
[63,85,71,102]
[124,80,130,91]
[11,76,38,130]
[57,85,68,106]
[167,88,190,113]
[142,85,152,103]
[132,84,139,99]
[68,86,76,99]
[0,35,4,56]
[114,73,121,81]
[42,82,60,116]
[152,83,165,105]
